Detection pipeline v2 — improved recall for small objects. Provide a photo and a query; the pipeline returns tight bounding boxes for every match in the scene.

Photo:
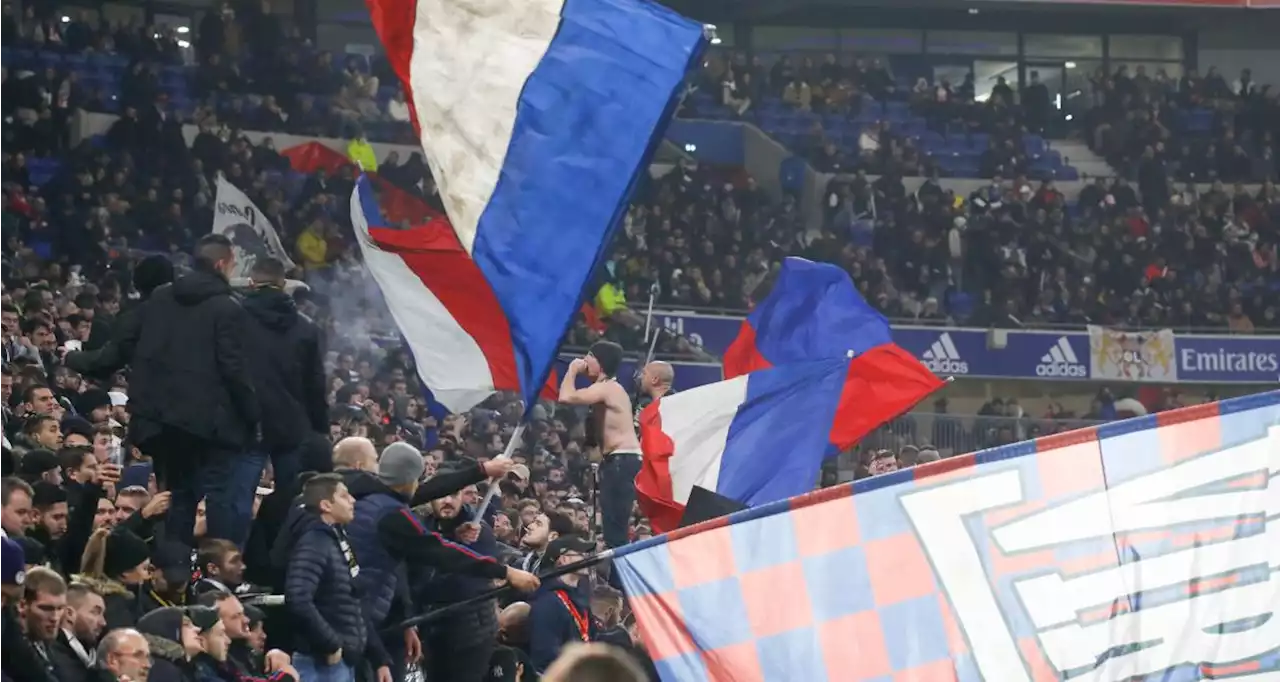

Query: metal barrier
[842,411,1107,462]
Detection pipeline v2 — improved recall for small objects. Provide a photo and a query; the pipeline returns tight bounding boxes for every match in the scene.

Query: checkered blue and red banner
[613,390,1280,681]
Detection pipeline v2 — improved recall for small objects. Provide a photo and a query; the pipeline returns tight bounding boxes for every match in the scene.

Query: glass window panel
[838,28,923,54]
[1109,34,1182,61]
[926,30,1018,57]
[1025,34,1103,59]
[714,24,735,47]
[753,26,840,51]
[1113,61,1183,81]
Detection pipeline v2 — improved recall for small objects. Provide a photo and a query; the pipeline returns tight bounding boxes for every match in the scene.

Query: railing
[843,412,1108,462]
[645,303,1280,336]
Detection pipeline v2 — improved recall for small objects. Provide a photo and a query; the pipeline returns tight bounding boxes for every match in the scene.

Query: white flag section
[212,175,297,278]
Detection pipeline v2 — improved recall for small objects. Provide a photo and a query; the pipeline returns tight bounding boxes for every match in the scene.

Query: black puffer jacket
[278,507,366,663]
[238,287,328,453]
[124,268,260,450]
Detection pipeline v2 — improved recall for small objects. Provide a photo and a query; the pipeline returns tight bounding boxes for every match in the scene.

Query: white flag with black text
[212,174,296,278]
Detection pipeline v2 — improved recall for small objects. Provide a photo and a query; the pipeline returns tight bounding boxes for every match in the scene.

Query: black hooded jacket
[101,268,260,450]
[238,286,328,452]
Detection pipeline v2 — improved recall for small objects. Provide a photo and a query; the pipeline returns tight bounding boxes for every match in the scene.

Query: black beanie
[75,389,112,417]
[133,255,175,298]
[136,606,186,645]
[104,529,151,578]
[588,341,623,378]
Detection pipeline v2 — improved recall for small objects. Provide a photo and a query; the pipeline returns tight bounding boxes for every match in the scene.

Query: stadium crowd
[4,5,1279,682]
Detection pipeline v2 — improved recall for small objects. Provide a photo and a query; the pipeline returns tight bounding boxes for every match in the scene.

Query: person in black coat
[238,256,328,491]
[65,254,175,379]
[413,492,504,682]
[278,473,387,682]
[48,582,109,682]
[67,235,261,547]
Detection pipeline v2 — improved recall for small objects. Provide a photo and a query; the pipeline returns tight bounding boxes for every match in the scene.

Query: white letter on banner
[998,427,1280,680]
[900,469,1032,682]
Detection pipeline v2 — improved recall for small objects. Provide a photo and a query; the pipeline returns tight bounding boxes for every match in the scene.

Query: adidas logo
[1036,337,1087,378]
[921,333,969,375]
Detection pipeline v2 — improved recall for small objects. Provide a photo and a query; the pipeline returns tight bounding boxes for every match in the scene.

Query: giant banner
[651,309,1279,384]
[614,390,1280,681]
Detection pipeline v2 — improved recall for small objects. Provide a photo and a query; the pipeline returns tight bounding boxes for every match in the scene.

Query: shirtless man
[559,341,640,549]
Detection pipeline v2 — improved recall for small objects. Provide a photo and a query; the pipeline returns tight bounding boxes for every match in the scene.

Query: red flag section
[635,399,684,534]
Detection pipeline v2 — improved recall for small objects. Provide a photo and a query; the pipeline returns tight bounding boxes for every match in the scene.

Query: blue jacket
[280,509,366,663]
[345,473,411,627]
[529,578,597,672]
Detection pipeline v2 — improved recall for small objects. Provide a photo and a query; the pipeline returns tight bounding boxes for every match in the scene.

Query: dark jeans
[599,453,642,550]
[269,446,302,496]
[153,431,264,548]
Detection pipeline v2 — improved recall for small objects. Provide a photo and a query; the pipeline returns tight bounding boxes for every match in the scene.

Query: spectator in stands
[529,535,597,673]
[79,528,155,629]
[135,605,211,681]
[542,643,649,682]
[50,581,107,682]
[95,628,152,682]
[19,566,68,681]
[3,476,34,536]
[240,256,329,493]
[280,473,370,682]
[83,234,261,546]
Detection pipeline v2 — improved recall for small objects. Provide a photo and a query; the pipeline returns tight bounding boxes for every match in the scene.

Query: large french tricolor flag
[364,0,706,412]
[636,358,852,533]
[723,257,945,449]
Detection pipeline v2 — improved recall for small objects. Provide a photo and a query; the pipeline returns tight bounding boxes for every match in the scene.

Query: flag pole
[383,548,616,635]
[473,422,525,521]
[642,282,659,343]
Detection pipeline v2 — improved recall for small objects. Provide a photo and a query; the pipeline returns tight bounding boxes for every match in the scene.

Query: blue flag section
[613,390,1280,681]
[650,310,1280,385]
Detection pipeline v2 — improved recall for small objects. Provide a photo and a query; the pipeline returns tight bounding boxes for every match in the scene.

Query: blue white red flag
[635,358,852,533]
[723,257,945,449]
[364,0,706,412]
[615,390,1280,681]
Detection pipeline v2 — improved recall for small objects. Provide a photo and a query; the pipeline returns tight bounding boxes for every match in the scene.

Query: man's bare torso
[592,380,640,454]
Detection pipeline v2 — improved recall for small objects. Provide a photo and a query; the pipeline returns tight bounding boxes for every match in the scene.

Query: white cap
[108,391,129,407]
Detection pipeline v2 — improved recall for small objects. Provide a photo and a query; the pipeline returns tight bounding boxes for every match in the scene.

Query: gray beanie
[378,442,424,486]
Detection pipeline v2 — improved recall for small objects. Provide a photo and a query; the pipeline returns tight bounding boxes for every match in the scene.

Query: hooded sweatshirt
[238,286,327,452]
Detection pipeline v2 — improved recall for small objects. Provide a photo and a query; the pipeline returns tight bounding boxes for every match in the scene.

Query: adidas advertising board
[921,333,970,375]
[1036,336,1088,377]
[636,311,1278,386]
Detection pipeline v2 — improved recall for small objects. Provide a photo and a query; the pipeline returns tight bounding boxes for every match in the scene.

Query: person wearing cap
[190,600,299,682]
[341,442,540,677]
[18,447,64,485]
[4,538,58,682]
[136,605,213,682]
[528,535,598,672]
[559,341,642,551]
[145,541,196,611]
[515,511,575,575]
